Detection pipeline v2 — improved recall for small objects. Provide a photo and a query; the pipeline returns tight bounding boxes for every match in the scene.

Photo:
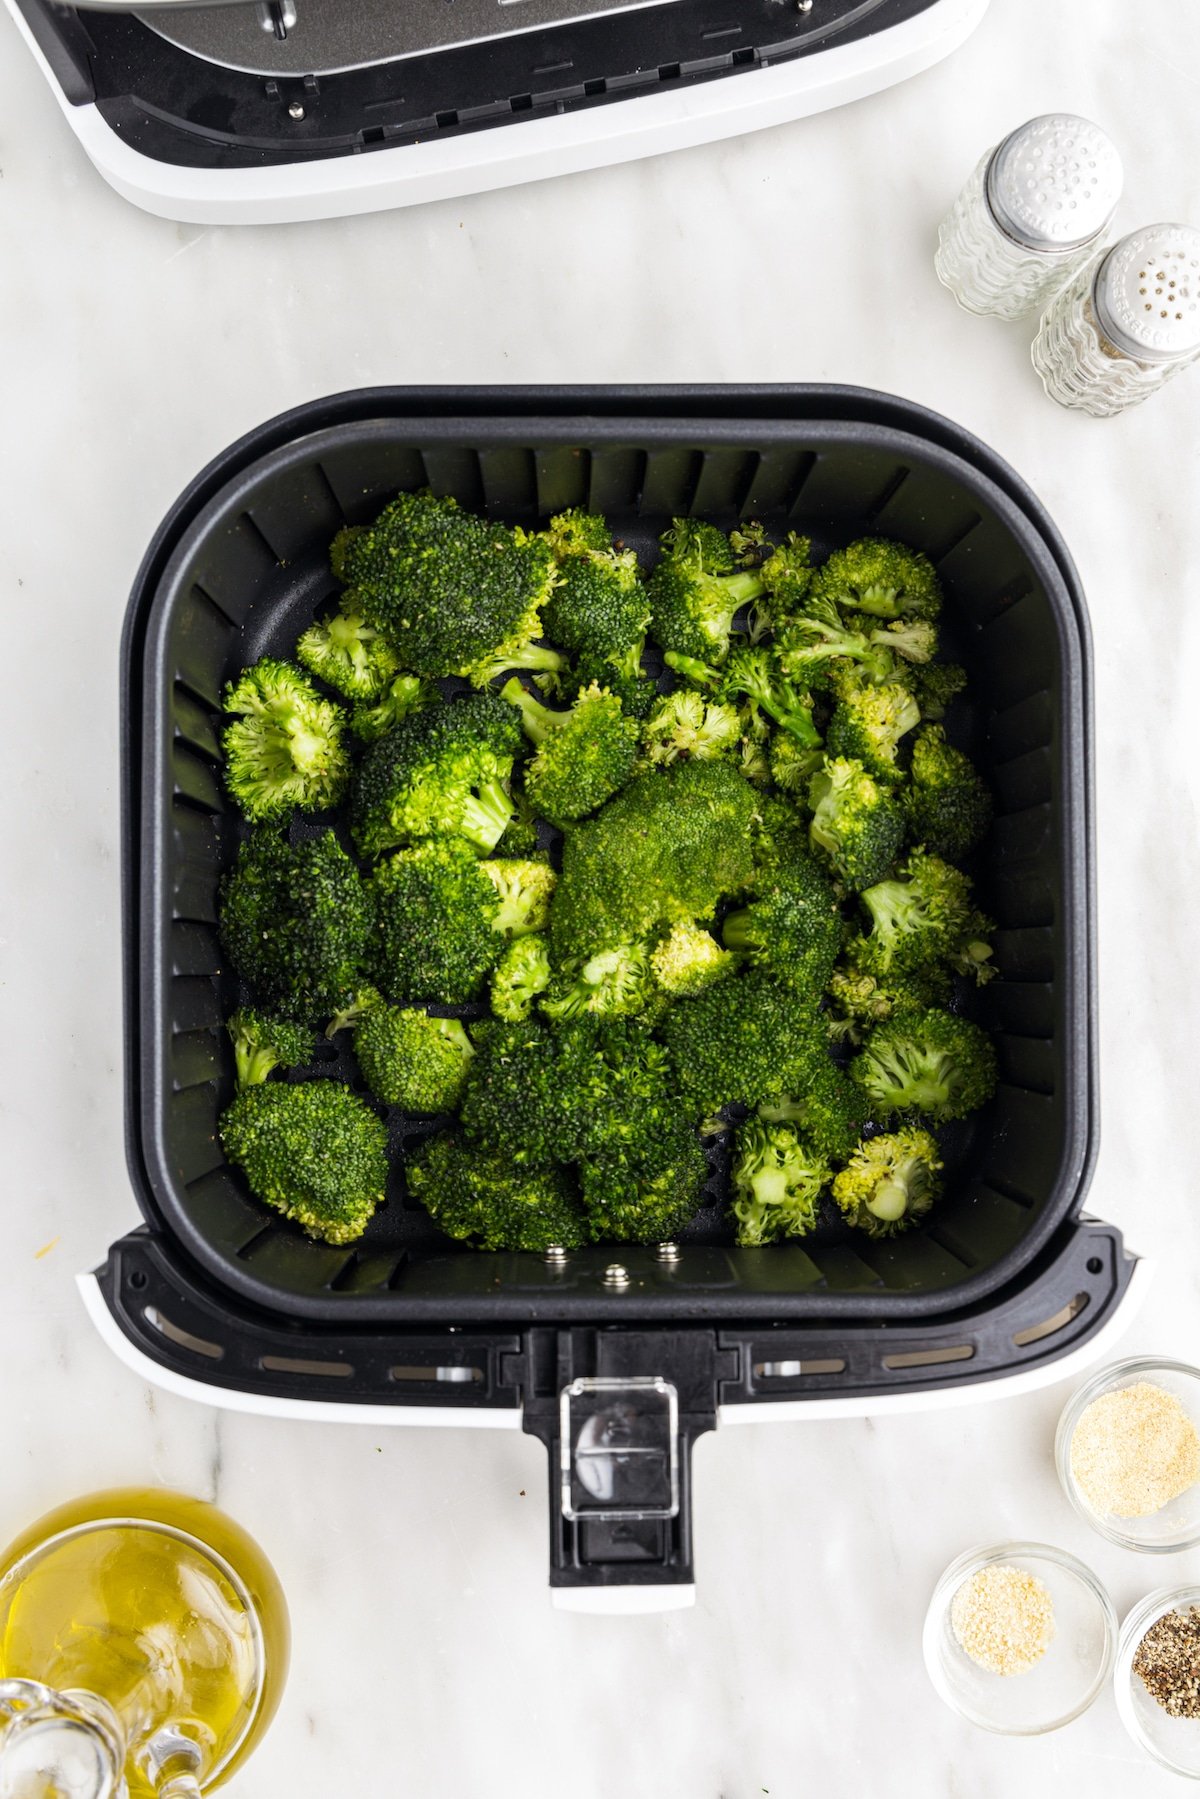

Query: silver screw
[655,1241,681,1265]
[602,1263,630,1289]
[543,1244,568,1267]
[287,101,306,121]
[797,0,814,11]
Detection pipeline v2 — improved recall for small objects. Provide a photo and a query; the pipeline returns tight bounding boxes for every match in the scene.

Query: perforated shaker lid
[986,113,1122,252]
[1092,223,1200,363]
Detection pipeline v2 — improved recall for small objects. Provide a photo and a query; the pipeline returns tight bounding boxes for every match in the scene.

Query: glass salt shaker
[1032,223,1200,416]
[935,114,1122,320]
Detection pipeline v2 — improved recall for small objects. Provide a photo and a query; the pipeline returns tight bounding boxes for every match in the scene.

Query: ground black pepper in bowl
[1133,1607,1200,1718]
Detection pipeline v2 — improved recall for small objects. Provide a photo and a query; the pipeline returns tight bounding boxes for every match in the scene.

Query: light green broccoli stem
[663,651,720,689]
[500,677,570,745]
[459,780,516,852]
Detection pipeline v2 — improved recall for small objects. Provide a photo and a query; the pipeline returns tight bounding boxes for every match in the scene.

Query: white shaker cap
[1093,223,1200,363]
[987,113,1122,253]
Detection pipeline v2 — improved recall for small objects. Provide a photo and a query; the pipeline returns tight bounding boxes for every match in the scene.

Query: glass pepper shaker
[935,113,1122,320]
[1032,222,1200,415]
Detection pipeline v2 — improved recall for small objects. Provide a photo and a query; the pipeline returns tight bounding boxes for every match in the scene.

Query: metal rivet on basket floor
[543,1244,569,1267]
[655,1242,681,1265]
[602,1263,630,1289]
[287,101,306,121]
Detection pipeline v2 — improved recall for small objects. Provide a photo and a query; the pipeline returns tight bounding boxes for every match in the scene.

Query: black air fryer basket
[105,387,1132,1600]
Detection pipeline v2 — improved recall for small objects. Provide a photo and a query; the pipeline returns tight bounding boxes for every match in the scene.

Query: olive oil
[0,1490,288,1796]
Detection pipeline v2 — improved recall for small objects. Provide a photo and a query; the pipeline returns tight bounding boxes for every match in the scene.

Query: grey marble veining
[1,2,1199,1793]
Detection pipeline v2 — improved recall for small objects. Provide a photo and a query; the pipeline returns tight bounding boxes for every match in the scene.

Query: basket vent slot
[1012,1292,1088,1348]
[752,1357,846,1379]
[259,1354,353,1378]
[881,1343,974,1370]
[143,1307,223,1362]
[389,1364,484,1384]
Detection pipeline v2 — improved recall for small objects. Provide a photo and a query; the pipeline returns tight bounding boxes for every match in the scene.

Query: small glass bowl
[923,1543,1117,1734]
[1115,1587,1200,1777]
[1056,1358,1200,1551]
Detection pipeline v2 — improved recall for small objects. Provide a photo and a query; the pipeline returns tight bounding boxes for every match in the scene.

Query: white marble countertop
[2,1,1200,1792]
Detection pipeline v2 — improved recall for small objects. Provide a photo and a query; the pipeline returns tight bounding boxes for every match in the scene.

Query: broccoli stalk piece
[640,690,743,765]
[904,725,993,861]
[226,1009,316,1090]
[490,935,552,1022]
[222,657,350,823]
[730,1119,830,1245]
[812,538,943,621]
[721,647,823,748]
[662,650,722,690]
[650,921,739,997]
[334,489,558,680]
[580,1118,707,1244]
[502,677,639,827]
[757,1059,869,1162]
[219,830,372,1027]
[857,848,992,977]
[351,692,522,858]
[808,757,905,890]
[541,940,654,1022]
[407,1132,588,1251]
[296,602,402,700]
[220,1079,388,1245]
[721,858,843,995]
[349,674,439,745]
[850,1007,998,1121]
[826,679,921,783]
[832,1128,943,1236]
[647,518,766,663]
[349,996,475,1112]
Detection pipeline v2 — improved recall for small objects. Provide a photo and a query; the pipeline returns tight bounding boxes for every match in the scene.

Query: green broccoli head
[406,1131,588,1251]
[226,1008,316,1090]
[850,1007,998,1121]
[541,517,649,666]
[551,760,759,960]
[721,856,843,996]
[370,838,508,1005]
[721,646,823,749]
[502,677,639,827]
[348,674,440,745]
[824,959,952,1045]
[541,939,655,1023]
[774,593,897,690]
[825,678,921,783]
[490,934,552,1022]
[661,970,825,1119]
[219,830,372,1027]
[351,692,521,858]
[650,921,740,997]
[757,1057,869,1162]
[911,663,968,722]
[870,617,938,666]
[758,532,815,619]
[808,757,905,890]
[295,601,402,700]
[640,690,743,766]
[768,733,826,796]
[904,725,993,861]
[579,1117,707,1244]
[222,657,350,824]
[646,518,765,662]
[351,999,475,1113]
[856,847,992,978]
[544,508,615,558]
[813,537,942,621]
[480,857,556,938]
[220,1079,388,1245]
[730,1118,830,1246]
[335,489,558,680]
[751,794,815,883]
[832,1127,943,1236]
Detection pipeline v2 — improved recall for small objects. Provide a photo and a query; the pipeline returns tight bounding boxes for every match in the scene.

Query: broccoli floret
[226,1008,316,1090]
[295,602,402,700]
[757,1058,869,1161]
[774,593,897,689]
[542,514,649,661]
[646,519,765,663]
[348,674,439,744]
[351,692,521,858]
[912,663,968,721]
[580,1118,707,1244]
[758,532,815,620]
[721,647,822,748]
[544,508,616,558]
[662,650,722,690]
[222,657,349,823]
[551,760,758,960]
[641,690,743,765]
[730,1119,830,1245]
[491,934,552,1022]
[721,857,842,995]
[502,678,639,827]
[832,1128,943,1236]
[220,1079,387,1246]
[335,490,558,680]
[480,857,556,937]
[407,1132,587,1250]
[492,784,542,857]
[219,830,372,1027]
[813,538,942,621]
[824,960,952,1045]
[905,725,993,861]
[661,970,824,1118]
[370,839,507,1004]
[850,1007,997,1121]
[751,794,814,882]
[856,848,991,977]
[541,940,656,1023]
[650,921,739,997]
[826,679,921,783]
[870,617,938,665]
[351,997,475,1112]
[808,757,905,890]
[768,733,825,796]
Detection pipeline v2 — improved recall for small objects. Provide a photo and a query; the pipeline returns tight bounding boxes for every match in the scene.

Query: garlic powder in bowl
[1057,1359,1200,1551]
